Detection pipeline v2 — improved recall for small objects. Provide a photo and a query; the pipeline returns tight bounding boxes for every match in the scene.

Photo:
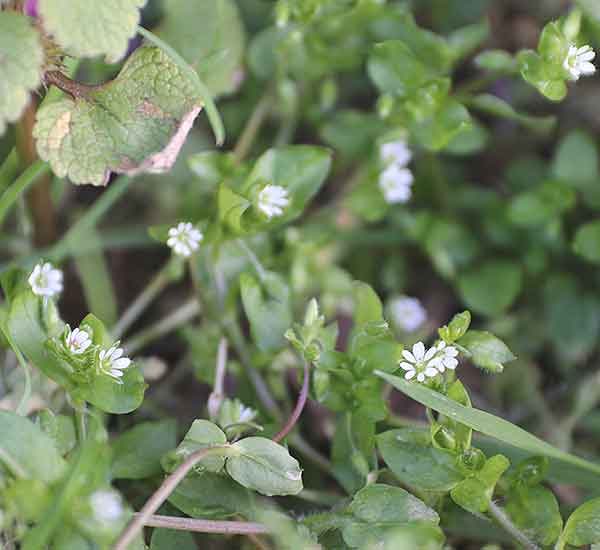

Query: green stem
[0,149,18,194]
[125,298,201,355]
[72,399,87,442]
[0,325,31,416]
[0,160,50,226]
[487,500,541,550]
[232,93,272,163]
[112,261,173,339]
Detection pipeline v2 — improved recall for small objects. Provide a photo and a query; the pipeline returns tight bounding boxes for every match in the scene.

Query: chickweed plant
[1,1,600,549]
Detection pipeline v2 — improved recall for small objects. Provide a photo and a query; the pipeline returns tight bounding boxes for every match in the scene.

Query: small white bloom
[257,184,290,219]
[399,342,439,383]
[65,327,92,355]
[564,44,596,81]
[238,404,257,424]
[387,296,427,332]
[28,262,63,297]
[378,164,413,204]
[429,340,459,373]
[98,344,131,383]
[167,222,203,258]
[380,140,412,167]
[89,490,123,525]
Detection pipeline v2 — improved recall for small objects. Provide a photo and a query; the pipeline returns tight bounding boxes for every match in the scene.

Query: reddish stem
[273,361,310,443]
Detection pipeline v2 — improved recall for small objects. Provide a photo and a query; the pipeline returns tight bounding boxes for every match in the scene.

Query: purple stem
[273,361,310,443]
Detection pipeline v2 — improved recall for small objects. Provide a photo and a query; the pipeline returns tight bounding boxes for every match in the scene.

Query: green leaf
[342,484,440,548]
[38,0,146,62]
[368,40,438,98]
[439,311,471,343]
[353,281,384,326]
[470,94,556,133]
[450,455,509,514]
[226,437,303,496]
[0,11,44,136]
[559,497,600,547]
[411,98,472,151]
[242,146,332,229]
[518,49,567,102]
[505,485,562,546]
[552,130,598,186]
[112,420,177,479]
[508,179,575,227]
[150,528,196,550]
[573,220,600,264]
[169,470,254,519]
[34,45,202,186]
[474,50,518,73]
[457,260,522,317]
[458,330,516,373]
[0,410,66,482]
[38,411,77,456]
[375,371,600,481]
[448,20,490,61]
[240,271,292,352]
[163,419,228,474]
[157,0,246,97]
[377,428,464,492]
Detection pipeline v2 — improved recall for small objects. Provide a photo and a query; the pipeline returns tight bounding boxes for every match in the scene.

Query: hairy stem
[114,446,231,550]
[487,500,540,550]
[43,71,99,100]
[138,514,268,535]
[273,361,310,442]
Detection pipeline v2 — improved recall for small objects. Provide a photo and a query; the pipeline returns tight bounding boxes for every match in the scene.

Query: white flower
[428,341,459,373]
[167,222,203,258]
[257,184,290,219]
[98,344,131,383]
[28,262,63,297]
[564,44,596,81]
[89,490,124,525]
[65,327,92,355]
[380,140,412,167]
[239,404,257,423]
[399,342,439,382]
[378,164,413,204]
[388,296,427,332]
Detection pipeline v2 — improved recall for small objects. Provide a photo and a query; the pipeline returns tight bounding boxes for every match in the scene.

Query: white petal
[417,372,425,382]
[444,358,458,370]
[402,350,416,363]
[437,341,446,351]
[424,346,437,361]
[112,358,131,370]
[580,61,596,75]
[399,362,414,371]
[445,347,459,357]
[425,366,438,378]
[404,370,416,380]
[412,342,425,361]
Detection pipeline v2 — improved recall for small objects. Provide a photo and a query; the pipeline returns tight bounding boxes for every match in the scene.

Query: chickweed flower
[399,341,460,383]
[429,341,459,373]
[399,342,439,382]
[387,296,427,332]
[257,184,290,219]
[167,222,203,258]
[65,326,92,355]
[28,262,63,297]
[97,344,131,383]
[380,140,412,168]
[564,44,596,81]
[89,490,124,525]
[378,164,413,204]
